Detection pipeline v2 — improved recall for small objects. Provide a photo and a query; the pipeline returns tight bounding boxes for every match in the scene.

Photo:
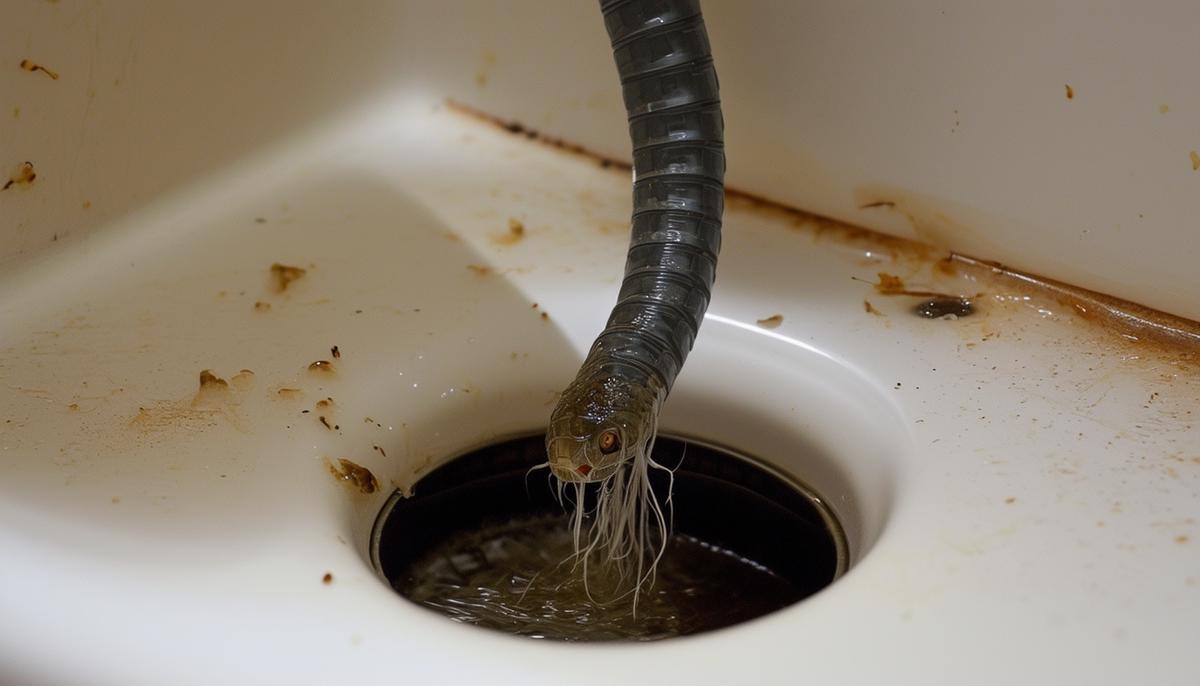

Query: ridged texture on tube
[597,0,724,392]
[546,0,723,484]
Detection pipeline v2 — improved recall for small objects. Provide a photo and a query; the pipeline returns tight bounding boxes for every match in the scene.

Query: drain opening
[371,434,847,641]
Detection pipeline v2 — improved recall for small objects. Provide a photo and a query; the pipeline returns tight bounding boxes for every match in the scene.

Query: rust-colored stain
[466,264,492,276]
[1190,151,1199,171]
[756,314,784,329]
[1065,84,1074,100]
[253,301,271,312]
[2,161,37,190]
[269,262,307,293]
[951,254,1200,353]
[447,100,623,170]
[19,59,58,80]
[307,360,336,375]
[327,458,378,494]
[322,572,334,584]
[230,369,255,389]
[276,387,303,399]
[67,402,80,411]
[192,369,231,408]
[454,99,1200,369]
[491,218,526,246]
[315,398,333,410]
[1005,497,1017,504]
[864,300,884,316]
[540,311,550,321]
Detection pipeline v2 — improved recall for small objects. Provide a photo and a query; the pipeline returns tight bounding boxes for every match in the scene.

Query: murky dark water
[374,435,844,641]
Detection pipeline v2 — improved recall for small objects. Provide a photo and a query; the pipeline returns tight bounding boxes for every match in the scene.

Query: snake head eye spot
[598,429,621,454]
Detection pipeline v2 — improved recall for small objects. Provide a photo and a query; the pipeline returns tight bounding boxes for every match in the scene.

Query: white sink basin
[2,2,1198,684]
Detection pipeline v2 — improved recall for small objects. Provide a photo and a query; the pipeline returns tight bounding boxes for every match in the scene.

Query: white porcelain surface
[2,103,1197,685]
[2,3,1199,685]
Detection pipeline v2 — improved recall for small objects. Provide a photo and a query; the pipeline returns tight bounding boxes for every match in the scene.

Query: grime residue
[315,397,334,410]
[81,200,91,209]
[373,444,387,458]
[756,314,784,329]
[864,300,884,316]
[18,59,59,80]
[276,387,303,399]
[327,458,379,494]
[308,360,336,376]
[950,254,1200,353]
[540,311,550,321]
[1005,497,1017,505]
[856,272,971,300]
[253,301,271,312]
[269,263,307,293]
[192,369,231,408]
[322,572,334,585]
[466,264,492,277]
[2,161,37,191]
[1190,151,1199,172]
[1065,84,1074,100]
[491,218,526,246]
[914,298,975,320]
[230,369,255,390]
[446,100,624,170]
[475,50,497,88]
[1159,104,1170,114]
[331,345,341,359]
[67,402,79,411]
[318,416,333,430]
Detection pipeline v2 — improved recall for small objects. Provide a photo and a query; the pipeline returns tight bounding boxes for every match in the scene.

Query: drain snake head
[546,370,663,483]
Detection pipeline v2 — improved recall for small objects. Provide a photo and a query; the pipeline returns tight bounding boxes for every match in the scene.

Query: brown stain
[322,572,334,585]
[67,402,79,411]
[447,100,627,172]
[864,300,884,316]
[1175,535,1190,545]
[276,387,303,399]
[192,369,231,408]
[490,218,526,246]
[327,458,379,494]
[230,369,255,390]
[331,345,341,359]
[315,398,333,410]
[951,254,1200,355]
[1190,151,1199,172]
[19,59,59,80]
[756,314,784,329]
[1065,84,1075,100]
[373,444,387,458]
[318,415,333,430]
[1159,104,1170,114]
[308,360,336,376]
[466,264,492,277]
[1005,497,1017,504]
[540,311,550,321]
[450,100,1200,368]
[81,200,91,209]
[253,301,271,312]
[269,263,307,293]
[2,161,37,191]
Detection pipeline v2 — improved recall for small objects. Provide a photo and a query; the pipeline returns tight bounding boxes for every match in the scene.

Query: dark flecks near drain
[331,345,341,359]
[914,298,974,319]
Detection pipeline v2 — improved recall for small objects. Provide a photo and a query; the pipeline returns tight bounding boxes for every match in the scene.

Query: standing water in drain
[372,436,844,641]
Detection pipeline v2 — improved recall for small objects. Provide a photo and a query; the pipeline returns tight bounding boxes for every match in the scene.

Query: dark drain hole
[372,434,845,641]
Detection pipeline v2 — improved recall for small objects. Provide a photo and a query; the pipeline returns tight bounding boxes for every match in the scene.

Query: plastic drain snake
[544,0,725,606]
